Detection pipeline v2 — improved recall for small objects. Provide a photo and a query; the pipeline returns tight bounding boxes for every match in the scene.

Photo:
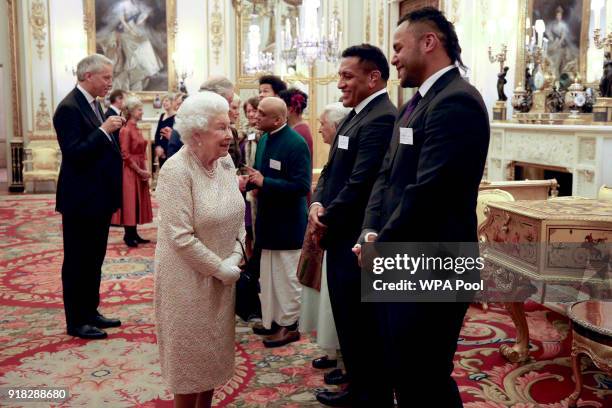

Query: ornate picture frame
[84,0,177,101]
[515,0,591,89]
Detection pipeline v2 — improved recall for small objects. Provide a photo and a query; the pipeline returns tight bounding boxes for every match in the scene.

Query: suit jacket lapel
[73,88,121,154]
[328,93,388,164]
[388,68,461,168]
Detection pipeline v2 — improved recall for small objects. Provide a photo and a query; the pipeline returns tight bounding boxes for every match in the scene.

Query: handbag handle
[236,238,248,263]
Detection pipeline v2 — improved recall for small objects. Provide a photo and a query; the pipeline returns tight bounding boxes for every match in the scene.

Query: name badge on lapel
[338,135,349,150]
[269,159,282,171]
[399,128,414,145]
[247,133,256,141]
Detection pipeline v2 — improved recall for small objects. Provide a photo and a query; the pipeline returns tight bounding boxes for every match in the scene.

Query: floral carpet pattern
[0,195,610,407]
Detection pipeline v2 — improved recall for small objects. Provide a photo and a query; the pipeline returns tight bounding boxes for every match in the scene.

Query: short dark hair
[398,7,466,71]
[109,89,125,104]
[243,96,259,115]
[258,75,287,95]
[278,88,308,115]
[341,44,390,81]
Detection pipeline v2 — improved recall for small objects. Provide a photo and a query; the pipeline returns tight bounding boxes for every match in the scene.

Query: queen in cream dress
[154,145,245,394]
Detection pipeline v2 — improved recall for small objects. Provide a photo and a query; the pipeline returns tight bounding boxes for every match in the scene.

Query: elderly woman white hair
[154,91,245,408]
[319,102,352,145]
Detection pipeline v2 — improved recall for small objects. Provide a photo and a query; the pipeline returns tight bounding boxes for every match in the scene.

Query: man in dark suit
[104,89,125,145]
[53,54,124,340]
[355,8,490,407]
[310,44,397,407]
[244,97,311,348]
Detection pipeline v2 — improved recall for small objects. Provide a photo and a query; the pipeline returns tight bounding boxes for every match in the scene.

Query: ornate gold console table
[479,198,612,363]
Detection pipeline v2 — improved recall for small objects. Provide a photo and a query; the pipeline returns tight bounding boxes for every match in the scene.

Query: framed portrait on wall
[84,0,176,100]
[518,0,590,88]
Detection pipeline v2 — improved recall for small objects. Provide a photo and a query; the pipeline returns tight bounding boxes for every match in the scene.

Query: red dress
[111,121,153,226]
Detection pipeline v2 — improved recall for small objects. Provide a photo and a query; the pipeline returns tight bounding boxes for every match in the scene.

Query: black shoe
[316,389,353,407]
[123,237,138,247]
[92,315,121,329]
[313,355,338,369]
[324,368,348,385]
[252,322,279,335]
[135,235,150,244]
[67,325,108,340]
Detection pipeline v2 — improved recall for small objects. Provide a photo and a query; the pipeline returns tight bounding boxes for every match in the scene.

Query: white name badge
[247,133,256,141]
[338,135,349,150]
[269,159,282,170]
[399,127,414,145]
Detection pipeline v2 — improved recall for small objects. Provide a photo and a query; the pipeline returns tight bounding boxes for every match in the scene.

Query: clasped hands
[213,258,242,285]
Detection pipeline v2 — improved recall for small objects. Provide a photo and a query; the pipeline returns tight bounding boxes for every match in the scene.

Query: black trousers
[382,301,469,407]
[61,213,112,328]
[326,244,393,407]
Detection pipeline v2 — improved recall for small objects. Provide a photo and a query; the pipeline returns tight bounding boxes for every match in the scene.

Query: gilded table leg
[500,302,530,363]
[567,349,582,408]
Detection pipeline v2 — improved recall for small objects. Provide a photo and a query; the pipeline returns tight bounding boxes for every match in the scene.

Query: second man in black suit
[54,54,125,340]
[104,89,126,145]
[310,44,397,407]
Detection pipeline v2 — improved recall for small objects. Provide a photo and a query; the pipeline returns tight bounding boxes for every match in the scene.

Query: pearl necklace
[188,148,216,178]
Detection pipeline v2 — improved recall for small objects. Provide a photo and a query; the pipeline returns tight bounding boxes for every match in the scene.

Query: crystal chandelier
[244,4,275,74]
[281,0,342,67]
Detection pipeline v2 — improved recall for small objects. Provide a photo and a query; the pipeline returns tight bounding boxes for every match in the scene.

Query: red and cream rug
[0,195,610,407]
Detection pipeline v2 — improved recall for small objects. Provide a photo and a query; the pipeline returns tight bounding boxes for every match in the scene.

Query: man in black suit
[355,8,490,407]
[104,89,125,145]
[310,44,397,407]
[53,54,125,340]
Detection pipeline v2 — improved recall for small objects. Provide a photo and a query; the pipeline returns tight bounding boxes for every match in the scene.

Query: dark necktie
[401,91,422,123]
[339,109,356,132]
[92,100,103,124]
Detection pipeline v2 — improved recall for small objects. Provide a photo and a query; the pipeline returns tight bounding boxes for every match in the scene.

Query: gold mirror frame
[515,0,591,89]
[83,0,177,101]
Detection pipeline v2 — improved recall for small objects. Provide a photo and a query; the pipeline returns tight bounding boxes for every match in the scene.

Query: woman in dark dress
[153,93,184,169]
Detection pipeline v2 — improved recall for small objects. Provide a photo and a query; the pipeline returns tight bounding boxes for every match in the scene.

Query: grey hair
[232,93,241,103]
[322,102,352,127]
[76,54,113,81]
[199,76,234,99]
[174,91,229,145]
[124,95,143,114]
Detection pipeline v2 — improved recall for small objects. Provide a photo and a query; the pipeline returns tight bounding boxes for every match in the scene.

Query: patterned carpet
[0,194,610,407]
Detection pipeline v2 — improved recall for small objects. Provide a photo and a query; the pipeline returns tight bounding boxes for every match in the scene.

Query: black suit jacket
[104,106,122,145]
[362,68,490,243]
[54,87,123,217]
[313,92,397,245]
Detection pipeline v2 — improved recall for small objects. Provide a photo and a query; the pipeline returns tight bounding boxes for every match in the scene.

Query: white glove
[213,259,241,285]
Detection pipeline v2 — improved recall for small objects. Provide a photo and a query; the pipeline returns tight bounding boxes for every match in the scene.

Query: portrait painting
[531,0,589,85]
[85,0,176,97]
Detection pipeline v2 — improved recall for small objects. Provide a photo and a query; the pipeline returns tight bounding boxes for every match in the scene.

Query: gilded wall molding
[210,0,223,65]
[365,0,371,43]
[35,92,52,131]
[8,0,23,139]
[29,0,47,59]
[377,0,384,47]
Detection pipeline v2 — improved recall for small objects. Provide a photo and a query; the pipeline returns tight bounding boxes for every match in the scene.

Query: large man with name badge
[310,44,398,407]
[355,8,490,407]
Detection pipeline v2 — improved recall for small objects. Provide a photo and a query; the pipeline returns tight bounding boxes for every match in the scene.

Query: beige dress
[154,147,245,394]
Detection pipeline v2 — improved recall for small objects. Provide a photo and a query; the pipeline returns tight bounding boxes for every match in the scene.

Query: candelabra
[489,44,508,120]
[593,28,612,54]
[488,44,507,74]
[591,29,612,121]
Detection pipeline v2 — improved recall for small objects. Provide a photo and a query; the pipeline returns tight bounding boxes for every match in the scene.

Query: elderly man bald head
[256,96,288,133]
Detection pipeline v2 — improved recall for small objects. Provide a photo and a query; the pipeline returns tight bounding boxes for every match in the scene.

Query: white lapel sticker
[399,128,414,145]
[269,159,281,170]
[338,135,349,150]
[247,133,256,141]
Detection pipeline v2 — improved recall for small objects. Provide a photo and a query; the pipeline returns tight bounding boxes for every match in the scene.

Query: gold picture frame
[515,0,591,89]
[84,0,177,101]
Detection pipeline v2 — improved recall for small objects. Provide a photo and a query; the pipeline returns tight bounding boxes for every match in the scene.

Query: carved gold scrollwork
[210,0,224,65]
[377,0,384,47]
[35,92,52,131]
[30,0,47,59]
[365,0,371,43]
